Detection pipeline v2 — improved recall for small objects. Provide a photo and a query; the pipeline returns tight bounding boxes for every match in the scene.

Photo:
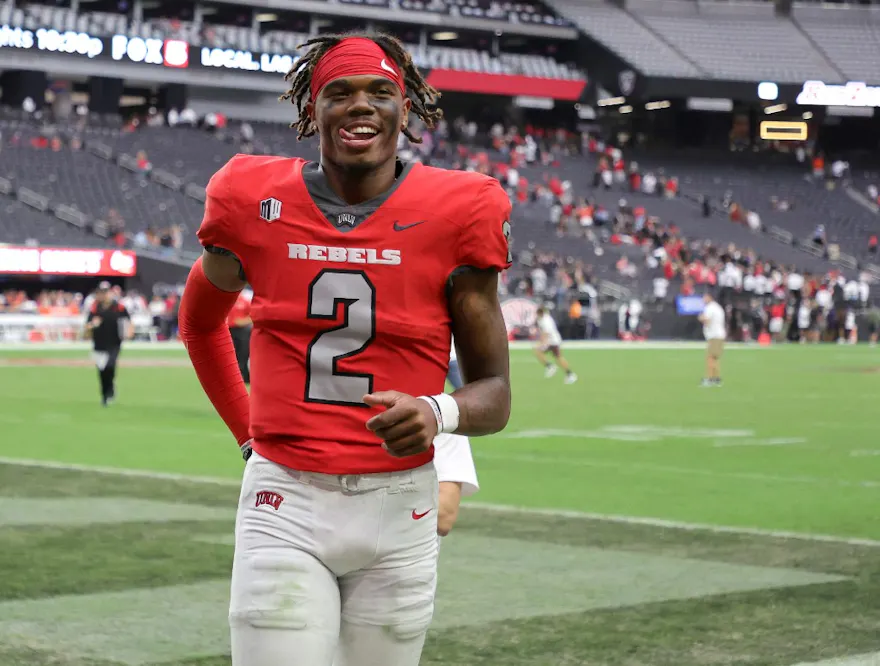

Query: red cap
[310,37,405,101]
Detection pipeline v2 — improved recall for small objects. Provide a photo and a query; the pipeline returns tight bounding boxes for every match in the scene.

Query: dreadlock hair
[279,31,442,144]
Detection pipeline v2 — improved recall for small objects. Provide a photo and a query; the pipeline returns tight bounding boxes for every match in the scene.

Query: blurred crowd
[0,285,184,341]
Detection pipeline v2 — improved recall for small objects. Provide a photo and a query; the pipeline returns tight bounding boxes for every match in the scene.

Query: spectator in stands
[149,295,168,339]
[830,159,849,182]
[746,209,761,232]
[812,153,825,179]
[869,234,878,255]
[812,224,826,247]
[867,306,880,347]
[136,150,152,174]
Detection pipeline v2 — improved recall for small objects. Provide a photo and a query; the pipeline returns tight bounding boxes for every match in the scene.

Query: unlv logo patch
[337,213,356,227]
[255,490,284,510]
[259,198,282,222]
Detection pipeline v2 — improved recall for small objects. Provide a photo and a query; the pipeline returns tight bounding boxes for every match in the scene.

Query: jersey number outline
[305,269,376,407]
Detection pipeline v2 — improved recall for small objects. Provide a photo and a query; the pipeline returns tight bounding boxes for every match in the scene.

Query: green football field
[0,343,878,666]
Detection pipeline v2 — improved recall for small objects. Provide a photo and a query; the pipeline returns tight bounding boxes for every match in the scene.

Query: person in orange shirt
[227,291,253,385]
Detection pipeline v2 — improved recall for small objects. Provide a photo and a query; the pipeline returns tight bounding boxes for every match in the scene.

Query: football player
[84,281,133,406]
[178,33,512,666]
[534,305,577,384]
[446,335,464,390]
[434,432,479,536]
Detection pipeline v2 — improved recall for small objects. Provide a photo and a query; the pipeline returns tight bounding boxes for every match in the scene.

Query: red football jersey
[198,155,512,474]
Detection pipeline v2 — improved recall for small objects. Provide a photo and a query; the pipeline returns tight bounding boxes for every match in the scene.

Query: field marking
[508,426,754,442]
[0,497,234,527]
[790,653,880,666]
[851,450,880,457]
[713,437,808,448]
[0,413,230,440]
[0,456,878,548]
[464,503,880,548]
[474,451,880,490]
[0,532,847,666]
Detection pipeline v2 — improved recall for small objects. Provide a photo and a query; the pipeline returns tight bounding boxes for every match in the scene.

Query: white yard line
[789,653,880,666]
[0,456,878,548]
[473,451,880,490]
[464,503,880,549]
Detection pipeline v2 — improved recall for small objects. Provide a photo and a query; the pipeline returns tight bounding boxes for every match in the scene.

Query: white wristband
[419,393,460,434]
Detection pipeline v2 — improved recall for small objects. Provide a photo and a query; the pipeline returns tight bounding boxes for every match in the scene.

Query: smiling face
[308,74,411,172]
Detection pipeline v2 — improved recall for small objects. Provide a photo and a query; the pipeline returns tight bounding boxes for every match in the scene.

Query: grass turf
[0,344,878,665]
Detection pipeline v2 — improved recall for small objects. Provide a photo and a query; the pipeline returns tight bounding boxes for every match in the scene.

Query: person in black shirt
[84,281,133,406]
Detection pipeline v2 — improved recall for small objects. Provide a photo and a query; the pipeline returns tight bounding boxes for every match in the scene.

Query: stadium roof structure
[550,0,880,88]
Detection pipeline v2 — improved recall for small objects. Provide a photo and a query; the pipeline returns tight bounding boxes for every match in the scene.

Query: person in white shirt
[433,432,479,537]
[698,293,726,387]
[446,336,463,390]
[533,305,577,384]
[786,269,804,297]
[653,276,669,301]
[797,300,812,343]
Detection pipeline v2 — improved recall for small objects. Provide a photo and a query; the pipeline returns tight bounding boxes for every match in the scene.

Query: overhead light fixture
[597,96,625,107]
[764,103,787,115]
[760,120,808,141]
[645,100,671,111]
[432,31,458,41]
[757,81,779,101]
[802,111,814,120]
[255,13,278,22]
[619,105,633,114]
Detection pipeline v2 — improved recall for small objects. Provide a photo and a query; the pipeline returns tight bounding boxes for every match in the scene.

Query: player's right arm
[178,158,252,457]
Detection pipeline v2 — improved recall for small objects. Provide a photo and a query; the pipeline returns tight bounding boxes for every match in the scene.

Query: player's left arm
[445,177,513,435]
[365,178,512,454]
[447,268,511,435]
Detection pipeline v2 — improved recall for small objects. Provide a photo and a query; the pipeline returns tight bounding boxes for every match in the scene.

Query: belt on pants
[284,463,434,495]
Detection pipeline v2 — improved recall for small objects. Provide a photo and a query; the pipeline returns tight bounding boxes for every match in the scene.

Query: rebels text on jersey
[198,155,512,475]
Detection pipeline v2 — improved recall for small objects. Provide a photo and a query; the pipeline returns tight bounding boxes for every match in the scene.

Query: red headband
[309,37,406,101]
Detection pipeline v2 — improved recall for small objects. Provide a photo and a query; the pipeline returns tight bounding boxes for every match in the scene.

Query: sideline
[0,456,877,548]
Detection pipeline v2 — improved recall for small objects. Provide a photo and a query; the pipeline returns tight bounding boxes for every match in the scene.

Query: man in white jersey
[534,305,577,384]
[698,292,726,387]
[447,336,464,390]
[434,432,479,536]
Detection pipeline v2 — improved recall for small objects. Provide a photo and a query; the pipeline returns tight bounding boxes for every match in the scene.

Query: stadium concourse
[0,109,877,342]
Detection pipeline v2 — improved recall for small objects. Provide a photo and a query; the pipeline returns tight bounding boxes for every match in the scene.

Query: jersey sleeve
[433,433,480,497]
[196,156,251,276]
[457,178,513,272]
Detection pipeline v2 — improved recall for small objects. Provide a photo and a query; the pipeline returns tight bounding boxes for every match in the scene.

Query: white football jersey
[433,432,479,497]
[537,313,563,346]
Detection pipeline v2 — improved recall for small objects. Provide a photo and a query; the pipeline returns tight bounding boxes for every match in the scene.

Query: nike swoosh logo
[380,58,396,75]
[412,509,431,520]
[393,220,427,232]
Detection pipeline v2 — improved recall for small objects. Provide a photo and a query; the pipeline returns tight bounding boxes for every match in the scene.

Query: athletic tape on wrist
[418,396,443,433]
[419,393,460,434]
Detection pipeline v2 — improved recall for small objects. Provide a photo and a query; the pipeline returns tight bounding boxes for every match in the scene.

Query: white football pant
[229,451,439,666]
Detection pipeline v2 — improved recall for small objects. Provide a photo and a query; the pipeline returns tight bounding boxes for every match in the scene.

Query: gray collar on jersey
[303,160,415,233]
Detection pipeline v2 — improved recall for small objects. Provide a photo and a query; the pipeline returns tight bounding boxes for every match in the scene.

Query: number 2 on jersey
[305,269,376,406]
